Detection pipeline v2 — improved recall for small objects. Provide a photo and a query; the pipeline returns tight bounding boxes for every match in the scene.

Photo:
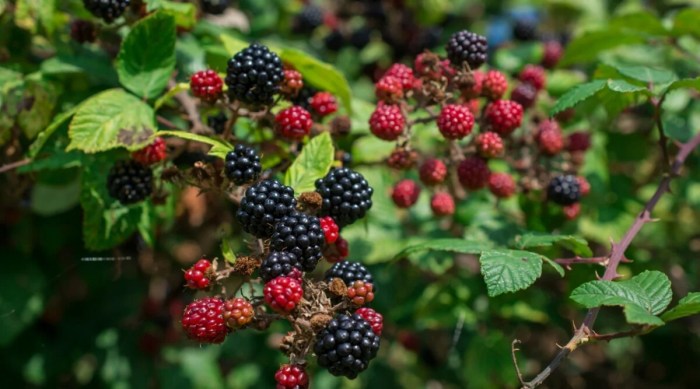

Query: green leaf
[156,130,233,159]
[394,238,491,260]
[284,132,334,194]
[280,48,353,114]
[662,78,700,94]
[31,178,81,216]
[559,30,646,67]
[219,34,249,56]
[17,80,57,140]
[514,233,592,257]
[68,89,156,153]
[146,0,197,28]
[570,270,672,326]
[28,105,79,158]
[607,79,649,93]
[221,238,236,264]
[550,80,606,116]
[610,64,677,85]
[609,12,668,36]
[672,8,700,38]
[479,250,543,297]
[117,12,176,99]
[661,292,700,322]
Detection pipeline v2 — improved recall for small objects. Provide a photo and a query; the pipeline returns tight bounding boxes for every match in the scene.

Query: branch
[553,256,632,270]
[0,158,31,174]
[520,132,700,389]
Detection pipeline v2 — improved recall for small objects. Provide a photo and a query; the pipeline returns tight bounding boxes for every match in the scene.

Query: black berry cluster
[82,0,130,24]
[107,160,153,205]
[547,175,581,206]
[207,112,227,134]
[225,43,284,106]
[292,5,324,34]
[236,179,297,238]
[314,313,381,379]
[225,144,262,185]
[200,0,229,15]
[445,30,488,69]
[259,251,301,282]
[291,86,317,110]
[512,19,538,42]
[325,261,374,286]
[315,168,373,227]
[270,213,325,271]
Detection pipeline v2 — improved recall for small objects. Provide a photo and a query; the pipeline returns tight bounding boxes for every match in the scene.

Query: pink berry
[430,192,455,216]
[437,104,475,140]
[391,179,421,208]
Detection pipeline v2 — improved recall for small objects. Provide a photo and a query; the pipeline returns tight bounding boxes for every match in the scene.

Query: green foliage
[514,232,592,257]
[479,250,543,297]
[661,292,700,322]
[156,130,233,159]
[284,132,334,194]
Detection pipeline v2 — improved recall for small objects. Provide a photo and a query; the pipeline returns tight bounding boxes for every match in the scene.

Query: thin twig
[169,80,210,134]
[511,340,526,387]
[519,132,700,389]
[651,92,670,171]
[0,158,31,174]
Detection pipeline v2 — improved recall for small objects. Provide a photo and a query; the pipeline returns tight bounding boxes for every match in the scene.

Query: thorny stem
[651,89,671,171]
[553,256,632,270]
[516,131,700,389]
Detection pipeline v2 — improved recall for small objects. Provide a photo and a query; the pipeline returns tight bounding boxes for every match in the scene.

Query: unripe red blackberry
[347,280,375,306]
[181,297,227,344]
[437,104,475,140]
[536,120,564,156]
[70,19,97,43]
[419,158,447,186]
[264,276,303,313]
[563,203,581,220]
[190,70,223,103]
[383,63,416,91]
[275,106,313,140]
[458,156,490,190]
[184,259,213,289]
[518,65,546,91]
[275,364,309,389]
[488,172,516,198]
[510,83,538,109]
[386,148,417,170]
[280,69,303,96]
[482,70,508,100]
[226,43,284,106]
[132,137,167,166]
[310,92,338,117]
[542,41,563,69]
[223,298,254,329]
[82,0,130,23]
[391,179,421,208]
[484,100,523,136]
[355,307,383,335]
[319,216,339,244]
[375,76,404,102]
[369,103,405,141]
[577,176,590,196]
[475,132,504,158]
[430,192,455,216]
[567,131,591,152]
[446,30,488,69]
[324,236,349,263]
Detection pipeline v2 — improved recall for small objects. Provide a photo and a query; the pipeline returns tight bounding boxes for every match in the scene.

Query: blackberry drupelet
[547,175,581,206]
[314,313,381,379]
[270,213,325,271]
[201,0,229,15]
[225,43,284,106]
[224,144,261,185]
[259,251,301,283]
[292,5,324,34]
[446,30,488,69]
[325,261,374,286]
[315,168,373,227]
[236,179,297,238]
[107,160,153,205]
[82,0,130,23]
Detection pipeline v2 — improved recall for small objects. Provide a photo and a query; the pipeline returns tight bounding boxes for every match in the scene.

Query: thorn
[555,343,564,349]
[595,271,602,280]
[570,320,578,332]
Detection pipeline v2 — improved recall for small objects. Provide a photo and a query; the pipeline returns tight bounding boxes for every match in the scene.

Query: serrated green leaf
[610,64,677,85]
[479,250,543,297]
[284,132,334,194]
[550,80,606,116]
[672,8,700,38]
[559,31,645,67]
[661,292,700,322]
[570,270,672,325]
[540,256,565,277]
[662,78,700,94]
[68,89,155,153]
[280,48,353,114]
[117,12,176,99]
[607,79,649,93]
[514,233,592,257]
[609,12,668,36]
[394,238,492,259]
[148,0,196,28]
[28,105,79,158]
[156,130,233,159]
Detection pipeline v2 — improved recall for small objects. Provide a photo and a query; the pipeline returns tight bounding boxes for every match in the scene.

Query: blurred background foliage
[1,0,700,388]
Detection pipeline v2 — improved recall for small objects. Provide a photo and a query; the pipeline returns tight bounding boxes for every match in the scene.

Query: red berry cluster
[184,258,213,289]
[190,69,223,103]
[132,137,167,166]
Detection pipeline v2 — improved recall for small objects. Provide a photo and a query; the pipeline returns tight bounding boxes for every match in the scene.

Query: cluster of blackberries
[200,0,229,15]
[82,0,129,24]
[225,144,261,185]
[106,160,153,205]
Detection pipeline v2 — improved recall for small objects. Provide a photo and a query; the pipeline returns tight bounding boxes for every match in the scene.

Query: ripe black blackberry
[236,179,297,238]
[224,145,262,185]
[314,313,381,379]
[291,86,317,110]
[207,112,227,134]
[445,30,488,70]
[315,168,373,227]
[259,251,302,282]
[107,160,153,205]
[325,261,374,286]
[292,5,324,34]
[350,28,371,49]
[547,175,581,206]
[201,0,229,15]
[225,43,284,106]
[324,30,346,52]
[512,19,538,42]
[270,213,325,271]
[82,0,130,24]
